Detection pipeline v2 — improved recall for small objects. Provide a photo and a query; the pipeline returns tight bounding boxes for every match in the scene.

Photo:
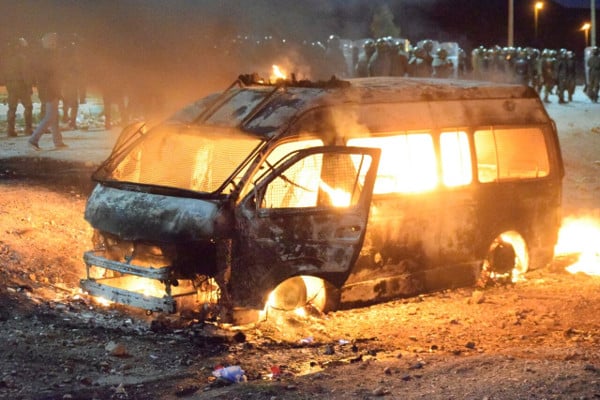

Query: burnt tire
[477,232,529,288]
[269,276,308,311]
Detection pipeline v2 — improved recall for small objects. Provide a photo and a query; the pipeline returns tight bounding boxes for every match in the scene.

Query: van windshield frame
[92,124,265,197]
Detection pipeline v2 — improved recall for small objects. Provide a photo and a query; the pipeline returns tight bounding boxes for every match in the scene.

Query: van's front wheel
[263,276,339,317]
[477,231,529,287]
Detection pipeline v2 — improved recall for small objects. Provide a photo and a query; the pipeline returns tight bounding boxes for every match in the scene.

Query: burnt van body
[81,76,564,322]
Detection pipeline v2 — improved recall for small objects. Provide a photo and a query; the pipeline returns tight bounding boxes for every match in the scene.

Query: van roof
[176,76,544,136]
[336,77,538,102]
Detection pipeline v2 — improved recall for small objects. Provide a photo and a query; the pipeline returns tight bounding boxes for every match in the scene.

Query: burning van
[80,74,564,323]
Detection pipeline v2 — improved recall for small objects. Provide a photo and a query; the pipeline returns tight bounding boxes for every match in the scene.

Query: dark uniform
[513,49,530,86]
[565,51,576,102]
[368,38,392,77]
[540,49,557,103]
[408,46,433,78]
[471,46,486,80]
[555,49,569,104]
[431,48,454,79]
[4,38,33,136]
[323,35,348,78]
[587,47,600,103]
[354,39,375,78]
[61,36,85,129]
[527,48,542,91]
[390,39,409,77]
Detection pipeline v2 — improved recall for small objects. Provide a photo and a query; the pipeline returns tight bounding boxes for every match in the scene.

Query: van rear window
[440,131,472,187]
[474,128,550,182]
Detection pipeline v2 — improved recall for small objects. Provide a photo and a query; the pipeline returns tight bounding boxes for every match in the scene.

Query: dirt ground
[1,88,600,400]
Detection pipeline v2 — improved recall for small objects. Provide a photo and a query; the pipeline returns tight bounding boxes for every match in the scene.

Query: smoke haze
[0,0,589,119]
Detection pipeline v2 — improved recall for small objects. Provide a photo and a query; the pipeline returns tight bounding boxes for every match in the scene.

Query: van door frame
[229,145,381,310]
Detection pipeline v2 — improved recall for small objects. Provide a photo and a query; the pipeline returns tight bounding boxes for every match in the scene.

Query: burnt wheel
[477,231,529,288]
[269,276,308,311]
[264,276,339,317]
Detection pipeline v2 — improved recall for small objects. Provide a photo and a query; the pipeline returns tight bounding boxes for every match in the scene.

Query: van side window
[263,153,322,208]
[474,128,550,183]
[240,138,324,201]
[440,131,472,187]
[261,152,369,209]
[348,133,437,194]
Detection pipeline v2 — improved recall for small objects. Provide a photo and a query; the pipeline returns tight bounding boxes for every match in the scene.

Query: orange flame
[271,65,286,81]
[319,181,351,207]
[555,216,600,275]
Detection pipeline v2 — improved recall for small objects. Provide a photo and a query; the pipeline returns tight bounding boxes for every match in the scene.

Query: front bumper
[80,251,196,313]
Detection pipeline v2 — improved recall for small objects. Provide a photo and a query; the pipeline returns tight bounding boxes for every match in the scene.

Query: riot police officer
[527,48,542,91]
[471,46,486,80]
[555,49,569,104]
[565,51,576,102]
[408,45,433,77]
[432,48,454,79]
[61,34,85,129]
[540,49,557,103]
[355,39,375,78]
[4,37,33,137]
[390,39,409,77]
[324,34,348,78]
[587,47,600,103]
[512,48,530,86]
[368,37,393,77]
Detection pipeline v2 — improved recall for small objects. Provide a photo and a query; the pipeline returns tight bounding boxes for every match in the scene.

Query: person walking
[60,34,85,130]
[4,37,34,137]
[28,32,67,150]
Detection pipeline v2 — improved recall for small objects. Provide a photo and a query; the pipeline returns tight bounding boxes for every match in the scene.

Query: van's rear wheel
[477,232,529,287]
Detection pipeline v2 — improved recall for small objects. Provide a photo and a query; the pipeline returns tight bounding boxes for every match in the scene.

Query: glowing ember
[89,275,169,308]
[555,216,600,275]
[94,296,112,307]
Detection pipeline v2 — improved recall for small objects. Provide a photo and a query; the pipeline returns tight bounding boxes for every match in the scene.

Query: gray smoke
[1,0,442,118]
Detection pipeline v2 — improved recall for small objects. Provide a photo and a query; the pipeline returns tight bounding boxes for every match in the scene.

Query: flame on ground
[554,216,600,275]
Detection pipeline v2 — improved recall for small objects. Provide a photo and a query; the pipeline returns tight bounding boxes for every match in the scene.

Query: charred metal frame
[80,76,564,321]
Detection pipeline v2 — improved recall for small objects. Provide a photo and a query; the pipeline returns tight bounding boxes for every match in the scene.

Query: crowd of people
[0,32,132,148]
[2,32,83,148]
[2,32,599,143]
[206,33,600,106]
[470,45,579,104]
[315,37,590,105]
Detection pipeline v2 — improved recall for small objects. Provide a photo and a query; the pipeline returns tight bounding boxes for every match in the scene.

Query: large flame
[555,216,600,275]
[348,133,468,194]
[271,64,286,82]
[90,276,169,308]
[319,180,351,207]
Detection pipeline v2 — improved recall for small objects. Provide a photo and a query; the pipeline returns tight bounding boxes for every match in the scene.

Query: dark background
[1,0,597,114]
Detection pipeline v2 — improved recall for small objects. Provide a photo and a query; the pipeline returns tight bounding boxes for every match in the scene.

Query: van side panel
[338,98,561,308]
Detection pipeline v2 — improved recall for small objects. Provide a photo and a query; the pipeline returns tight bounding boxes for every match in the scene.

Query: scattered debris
[212,365,246,383]
[105,341,130,358]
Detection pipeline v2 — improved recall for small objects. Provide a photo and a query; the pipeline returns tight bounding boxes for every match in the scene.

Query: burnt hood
[84,184,220,242]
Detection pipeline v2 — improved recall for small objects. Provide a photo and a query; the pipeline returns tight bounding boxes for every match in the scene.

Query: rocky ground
[0,87,600,399]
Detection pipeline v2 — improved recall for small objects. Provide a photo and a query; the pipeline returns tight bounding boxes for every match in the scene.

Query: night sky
[1,0,595,45]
